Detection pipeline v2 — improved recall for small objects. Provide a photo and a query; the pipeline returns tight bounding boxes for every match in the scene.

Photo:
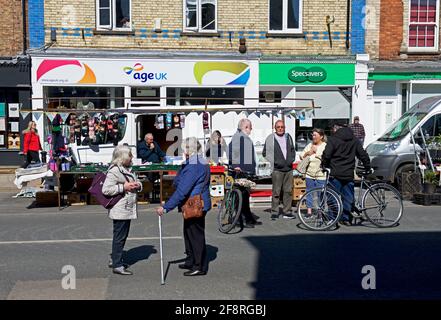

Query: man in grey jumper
[263,120,296,220]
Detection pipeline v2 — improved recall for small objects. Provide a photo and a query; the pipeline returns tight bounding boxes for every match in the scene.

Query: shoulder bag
[296,156,311,175]
[182,194,204,219]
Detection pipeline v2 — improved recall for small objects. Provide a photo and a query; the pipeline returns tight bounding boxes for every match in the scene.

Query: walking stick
[158,215,165,285]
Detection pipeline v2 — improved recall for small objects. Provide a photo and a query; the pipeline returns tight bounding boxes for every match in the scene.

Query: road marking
[0,236,182,245]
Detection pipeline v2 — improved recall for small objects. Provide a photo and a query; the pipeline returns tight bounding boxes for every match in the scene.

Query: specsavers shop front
[259,56,356,150]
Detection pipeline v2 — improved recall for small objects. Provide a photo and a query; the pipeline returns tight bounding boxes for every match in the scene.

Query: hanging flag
[20,111,30,119]
[46,113,56,122]
[59,113,69,123]
[33,112,42,121]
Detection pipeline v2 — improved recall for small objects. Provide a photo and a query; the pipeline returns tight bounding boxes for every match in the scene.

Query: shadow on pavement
[245,231,441,299]
[123,245,157,266]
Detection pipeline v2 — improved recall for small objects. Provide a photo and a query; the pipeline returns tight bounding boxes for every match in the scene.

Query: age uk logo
[123,63,167,83]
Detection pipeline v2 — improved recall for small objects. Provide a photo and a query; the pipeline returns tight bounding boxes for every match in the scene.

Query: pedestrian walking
[300,128,327,216]
[156,137,211,276]
[22,121,42,168]
[321,123,371,226]
[228,119,262,228]
[348,116,366,145]
[102,145,142,275]
[263,120,296,220]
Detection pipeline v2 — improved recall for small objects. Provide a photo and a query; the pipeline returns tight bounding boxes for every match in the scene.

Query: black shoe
[282,213,296,220]
[184,270,206,276]
[178,263,193,270]
[243,223,255,228]
[271,213,279,220]
[252,220,263,225]
[340,220,352,226]
[252,213,261,220]
[112,267,133,275]
[108,260,129,268]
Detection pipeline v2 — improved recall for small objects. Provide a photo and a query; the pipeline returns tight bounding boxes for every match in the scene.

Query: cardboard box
[211,196,224,209]
[36,191,58,207]
[67,193,88,205]
[210,174,225,186]
[210,185,225,197]
[293,177,306,188]
[293,188,306,200]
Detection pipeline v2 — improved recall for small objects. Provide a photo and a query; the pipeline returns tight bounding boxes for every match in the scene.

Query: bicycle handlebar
[227,168,259,180]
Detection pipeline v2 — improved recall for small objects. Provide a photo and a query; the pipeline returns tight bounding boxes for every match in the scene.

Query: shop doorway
[136,114,182,157]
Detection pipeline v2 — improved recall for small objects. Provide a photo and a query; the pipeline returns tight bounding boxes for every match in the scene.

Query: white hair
[111,145,133,166]
[181,137,202,156]
[145,133,153,140]
[238,118,251,130]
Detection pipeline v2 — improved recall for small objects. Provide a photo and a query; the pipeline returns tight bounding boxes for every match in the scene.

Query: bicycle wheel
[361,183,403,228]
[297,187,343,231]
[218,189,242,233]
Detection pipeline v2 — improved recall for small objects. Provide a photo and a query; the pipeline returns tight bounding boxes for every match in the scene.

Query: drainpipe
[346,0,351,50]
[22,0,27,54]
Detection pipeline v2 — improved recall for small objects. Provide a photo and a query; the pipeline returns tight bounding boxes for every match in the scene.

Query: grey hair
[111,145,133,166]
[181,137,202,156]
[238,118,251,130]
[145,133,153,140]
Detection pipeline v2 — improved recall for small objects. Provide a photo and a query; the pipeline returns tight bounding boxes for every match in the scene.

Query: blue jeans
[306,178,326,208]
[329,178,354,222]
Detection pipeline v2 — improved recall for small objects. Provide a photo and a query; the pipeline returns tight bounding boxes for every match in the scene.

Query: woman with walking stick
[156,137,211,276]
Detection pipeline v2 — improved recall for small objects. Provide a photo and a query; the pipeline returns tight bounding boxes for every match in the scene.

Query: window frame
[183,0,218,33]
[407,0,440,52]
[96,0,132,31]
[268,0,303,34]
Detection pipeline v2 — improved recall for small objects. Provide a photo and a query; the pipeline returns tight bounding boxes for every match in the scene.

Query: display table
[57,164,180,209]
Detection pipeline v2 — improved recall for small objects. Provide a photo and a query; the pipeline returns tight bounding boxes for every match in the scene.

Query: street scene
[1,0,441,304]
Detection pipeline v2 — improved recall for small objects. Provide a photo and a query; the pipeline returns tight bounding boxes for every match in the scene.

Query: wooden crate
[35,191,58,207]
[293,177,306,188]
[292,188,306,201]
[211,196,224,209]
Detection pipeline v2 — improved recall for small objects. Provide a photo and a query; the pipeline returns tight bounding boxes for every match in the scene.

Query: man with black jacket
[321,123,371,226]
[263,120,296,219]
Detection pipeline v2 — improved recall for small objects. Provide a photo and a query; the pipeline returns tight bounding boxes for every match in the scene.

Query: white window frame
[407,0,439,52]
[183,0,218,33]
[268,0,303,34]
[96,0,132,31]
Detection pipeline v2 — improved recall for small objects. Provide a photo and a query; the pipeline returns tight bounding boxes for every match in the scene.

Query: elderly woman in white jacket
[102,145,142,275]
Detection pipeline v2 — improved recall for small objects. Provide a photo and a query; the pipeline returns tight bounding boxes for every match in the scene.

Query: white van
[366,95,441,183]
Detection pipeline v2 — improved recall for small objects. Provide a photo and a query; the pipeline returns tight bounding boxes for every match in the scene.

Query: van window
[378,112,426,141]
[421,115,436,138]
[435,114,441,137]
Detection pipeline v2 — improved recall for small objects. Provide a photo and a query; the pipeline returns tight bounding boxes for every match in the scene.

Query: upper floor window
[184,0,217,32]
[408,0,439,51]
[269,0,302,33]
[97,0,131,30]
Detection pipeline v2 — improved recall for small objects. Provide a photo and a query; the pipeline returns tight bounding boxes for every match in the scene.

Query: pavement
[0,192,441,300]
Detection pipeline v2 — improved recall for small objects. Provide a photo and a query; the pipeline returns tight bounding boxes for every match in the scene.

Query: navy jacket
[137,140,166,163]
[163,154,211,213]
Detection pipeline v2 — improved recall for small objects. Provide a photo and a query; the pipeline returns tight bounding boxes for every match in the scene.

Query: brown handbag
[182,194,204,219]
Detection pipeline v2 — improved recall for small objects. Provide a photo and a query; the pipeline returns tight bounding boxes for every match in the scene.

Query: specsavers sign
[32,58,256,86]
[260,63,355,86]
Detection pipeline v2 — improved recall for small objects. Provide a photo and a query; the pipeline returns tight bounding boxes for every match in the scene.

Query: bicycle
[217,168,258,234]
[297,168,404,231]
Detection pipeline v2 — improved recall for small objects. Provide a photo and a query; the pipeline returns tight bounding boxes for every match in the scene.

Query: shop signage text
[123,63,168,83]
[288,67,327,83]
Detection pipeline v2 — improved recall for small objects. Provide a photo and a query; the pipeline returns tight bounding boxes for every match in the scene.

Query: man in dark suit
[137,133,166,164]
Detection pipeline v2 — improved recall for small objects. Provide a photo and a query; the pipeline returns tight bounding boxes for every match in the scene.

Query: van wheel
[394,164,416,191]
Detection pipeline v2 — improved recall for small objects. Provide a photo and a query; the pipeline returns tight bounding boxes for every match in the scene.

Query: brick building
[28,0,372,164]
[367,0,441,142]
[0,0,31,166]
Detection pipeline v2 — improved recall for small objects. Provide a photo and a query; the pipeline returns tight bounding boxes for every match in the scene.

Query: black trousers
[23,151,40,168]
[112,220,131,269]
[183,214,207,272]
[240,188,254,224]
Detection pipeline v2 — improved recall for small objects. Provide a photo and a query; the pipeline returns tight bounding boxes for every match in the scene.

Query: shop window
[269,0,302,33]
[97,0,131,30]
[0,90,21,150]
[43,87,124,110]
[131,87,161,106]
[295,118,349,151]
[184,0,217,32]
[259,91,282,103]
[166,87,244,106]
[408,0,439,51]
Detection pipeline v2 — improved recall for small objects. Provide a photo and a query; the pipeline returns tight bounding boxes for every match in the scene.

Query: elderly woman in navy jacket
[156,137,211,276]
